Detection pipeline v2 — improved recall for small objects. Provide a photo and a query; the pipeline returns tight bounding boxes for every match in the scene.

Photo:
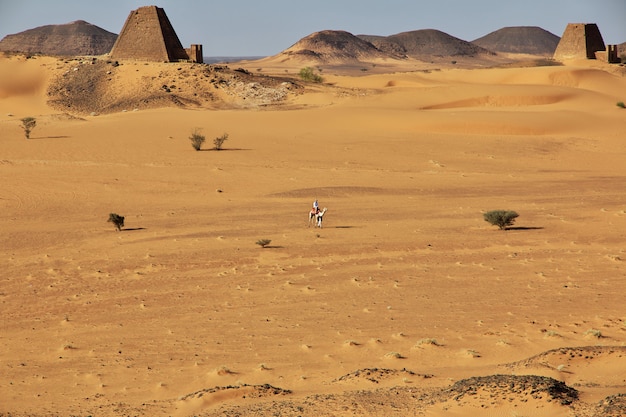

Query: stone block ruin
[553,23,620,63]
[109,5,202,63]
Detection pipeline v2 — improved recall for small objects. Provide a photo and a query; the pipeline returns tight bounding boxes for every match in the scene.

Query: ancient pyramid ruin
[553,23,618,63]
[109,5,202,63]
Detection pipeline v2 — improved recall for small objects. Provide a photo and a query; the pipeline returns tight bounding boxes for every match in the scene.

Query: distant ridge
[472,26,560,56]
[204,56,267,64]
[359,29,492,59]
[0,20,117,56]
[263,28,500,67]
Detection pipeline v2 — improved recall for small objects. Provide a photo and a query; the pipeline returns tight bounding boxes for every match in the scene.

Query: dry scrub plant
[20,117,36,139]
[416,338,442,347]
[189,128,205,151]
[213,133,229,150]
[107,213,125,231]
[299,67,323,83]
[483,210,519,230]
[256,239,272,248]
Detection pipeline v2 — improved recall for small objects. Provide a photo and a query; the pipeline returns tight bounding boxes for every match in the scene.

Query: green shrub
[299,67,323,83]
[483,210,519,230]
[107,213,125,231]
[617,101,625,109]
[189,128,205,151]
[213,133,229,150]
[20,116,36,139]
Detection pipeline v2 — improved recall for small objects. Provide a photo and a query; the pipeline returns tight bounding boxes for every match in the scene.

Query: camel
[308,207,327,228]
[308,207,319,227]
[316,207,327,228]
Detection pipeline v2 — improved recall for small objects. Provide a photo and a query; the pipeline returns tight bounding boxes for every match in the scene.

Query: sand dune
[1,52,626,416]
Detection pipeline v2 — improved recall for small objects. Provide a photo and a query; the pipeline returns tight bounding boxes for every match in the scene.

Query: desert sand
[1,53,626,416]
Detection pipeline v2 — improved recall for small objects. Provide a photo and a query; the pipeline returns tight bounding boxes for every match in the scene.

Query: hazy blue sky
[1,0,624,56]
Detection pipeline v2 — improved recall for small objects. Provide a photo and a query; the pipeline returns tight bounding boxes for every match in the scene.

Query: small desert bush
[20,116,36,139]
[189,128,205,151]
[483,210,519,230]
[384,351,404,359]
[107,213,125,231]
[213,133,229,150]
[584,329,603,338]
[215,366,234,376]
[465,349,481,358]
[416,338,441,347]
[543,330,561,338]
[299,67,323,83]
[617,101,625,109]
[256,239,271,248]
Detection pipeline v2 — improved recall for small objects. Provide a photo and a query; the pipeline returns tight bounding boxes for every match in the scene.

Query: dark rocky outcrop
[472,26,560,55]
[360,29,493,59]
[0,20,117,56]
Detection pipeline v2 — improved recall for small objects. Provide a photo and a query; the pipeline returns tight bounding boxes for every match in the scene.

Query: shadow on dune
[121,227,146,231]
[506,226,544,231]
[199,148,251,152]
[29,135,70,140]
[334,225,357,229]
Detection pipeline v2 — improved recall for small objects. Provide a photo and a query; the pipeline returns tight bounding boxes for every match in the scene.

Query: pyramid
[553,23,605,60]
[110,5,201,62]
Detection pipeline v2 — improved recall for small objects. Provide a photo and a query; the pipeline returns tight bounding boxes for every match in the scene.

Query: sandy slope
[1,54,626,416]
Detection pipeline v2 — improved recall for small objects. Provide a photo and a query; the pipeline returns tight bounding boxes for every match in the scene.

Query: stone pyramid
[109,5,190,62]
[553,23,605,60]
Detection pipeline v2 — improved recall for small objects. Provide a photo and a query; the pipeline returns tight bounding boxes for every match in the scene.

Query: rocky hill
[472,26,560,56]
[45,58,303,114]
[0,20,117,56]
[276,30,392,64]
[359,29,493,59]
